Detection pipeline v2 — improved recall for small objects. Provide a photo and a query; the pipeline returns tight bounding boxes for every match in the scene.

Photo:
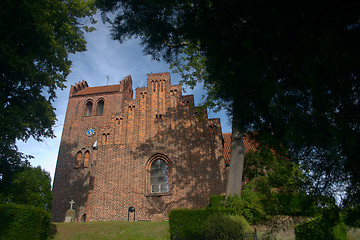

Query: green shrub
[207,191,316,224]
[266,192,317,217]
[202,214,253,240]
[294,207,348,240]
[342,204,360,228]
[225,191,266,224]
[169,208,235,240]
[0,204,50,240]
[207,192,266,224]
[207,195,226,209]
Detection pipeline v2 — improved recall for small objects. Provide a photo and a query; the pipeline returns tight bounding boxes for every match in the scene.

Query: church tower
[51,72,227,222]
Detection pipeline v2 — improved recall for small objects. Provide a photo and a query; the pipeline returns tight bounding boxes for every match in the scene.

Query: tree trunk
[225,113,246,196]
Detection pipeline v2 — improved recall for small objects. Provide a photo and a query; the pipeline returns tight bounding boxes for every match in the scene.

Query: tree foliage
[227,149,311,221]
[243,149,308,194]
[0,0,96,185]
[0,204,50,240]
[96,0,360,204]
[0,165,53,211]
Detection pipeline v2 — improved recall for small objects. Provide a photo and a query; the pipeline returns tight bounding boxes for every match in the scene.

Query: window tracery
[151,159,169,193]
[97,99,104,115]
[85,101,93,116]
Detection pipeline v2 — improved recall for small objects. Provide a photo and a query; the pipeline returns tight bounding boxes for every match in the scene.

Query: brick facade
[51,72,227,222]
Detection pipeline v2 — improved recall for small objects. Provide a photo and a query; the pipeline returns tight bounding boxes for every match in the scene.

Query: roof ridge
[73,84,122,96]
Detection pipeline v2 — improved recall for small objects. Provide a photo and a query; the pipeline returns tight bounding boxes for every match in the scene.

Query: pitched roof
[73,84,121,96]
[222,133,258,164]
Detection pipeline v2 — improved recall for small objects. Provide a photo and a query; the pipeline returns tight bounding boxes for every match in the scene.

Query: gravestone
[64,200,76,222]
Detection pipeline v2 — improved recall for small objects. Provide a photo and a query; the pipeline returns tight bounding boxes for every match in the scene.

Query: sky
[17,15,232,185]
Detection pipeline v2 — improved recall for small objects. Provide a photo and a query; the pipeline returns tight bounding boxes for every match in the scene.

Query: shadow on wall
[131,104,226,217]
[51,140,95,222]
[52,102,226,221]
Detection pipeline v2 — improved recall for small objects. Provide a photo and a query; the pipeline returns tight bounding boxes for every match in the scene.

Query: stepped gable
[71,75,133,97]
[69,80,89,97]
[51,72,226,222]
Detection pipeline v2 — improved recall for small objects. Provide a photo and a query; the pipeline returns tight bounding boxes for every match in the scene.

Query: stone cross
[69,200,75,209]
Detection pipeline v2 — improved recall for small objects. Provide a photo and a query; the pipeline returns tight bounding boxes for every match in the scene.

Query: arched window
[84,151,90,167]
[75,152,82,168]
[97,100,104,115]
[102,133,108,144]
[151,159,169,193]
[81,214,86,222]
[85,101,93,116]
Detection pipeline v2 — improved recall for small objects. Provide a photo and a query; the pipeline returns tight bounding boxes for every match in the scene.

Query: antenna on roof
[106,75,110,85]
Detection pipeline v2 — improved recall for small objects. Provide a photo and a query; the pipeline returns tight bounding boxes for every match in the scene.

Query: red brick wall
[51,73,227,222]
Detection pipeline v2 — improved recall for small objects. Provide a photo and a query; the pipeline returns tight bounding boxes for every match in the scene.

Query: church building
[51,72,231,222]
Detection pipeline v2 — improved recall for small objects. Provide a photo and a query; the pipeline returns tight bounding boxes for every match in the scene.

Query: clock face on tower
[86,128,96,137]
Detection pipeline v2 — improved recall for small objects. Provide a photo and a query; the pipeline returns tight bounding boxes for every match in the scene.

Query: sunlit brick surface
[51,72,227,222]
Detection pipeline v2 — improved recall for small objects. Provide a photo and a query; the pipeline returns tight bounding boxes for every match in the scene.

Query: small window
[81,214,86,222]
[75,152,82,168]
[102,133,107,144]
[84,151,90,167]
[97,100,104,115]
[85,101,93,116]
[151,159,169,193]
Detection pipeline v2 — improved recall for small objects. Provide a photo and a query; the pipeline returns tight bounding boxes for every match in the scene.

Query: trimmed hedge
[168,208,236,239]
[0,204,50,240]
[202,214,253,240]
[206,194,265,224]
[294,207,348,240]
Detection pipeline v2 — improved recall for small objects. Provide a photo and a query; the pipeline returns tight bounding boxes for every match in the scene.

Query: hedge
[206,194,265,224]
[202,214,253,240]
[294,207,348,240]
[168,208,236,239]
[0,204,50,240]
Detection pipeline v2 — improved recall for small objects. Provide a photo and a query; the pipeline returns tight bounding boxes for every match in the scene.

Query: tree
[0,0,96,189]
[243,148,308,195]
[0,165,53,211]
[96,0,360,205]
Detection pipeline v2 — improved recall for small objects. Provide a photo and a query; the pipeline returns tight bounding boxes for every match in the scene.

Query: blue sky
[17,15,232,184]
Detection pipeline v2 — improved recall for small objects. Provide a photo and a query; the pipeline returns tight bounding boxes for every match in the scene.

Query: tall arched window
[83,151,90,167]
[97,100,104,115]
[85,101,93,116]
[75,152,82,168]
[151,159,169,193]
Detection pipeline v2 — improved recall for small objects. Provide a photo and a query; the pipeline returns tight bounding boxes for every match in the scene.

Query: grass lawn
[49,220,360,240]
[49,221,169,240]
